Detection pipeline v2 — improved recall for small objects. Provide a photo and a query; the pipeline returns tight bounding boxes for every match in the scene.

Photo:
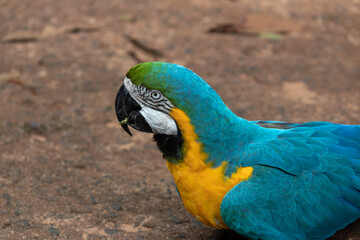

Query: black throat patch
[153,129,183,163]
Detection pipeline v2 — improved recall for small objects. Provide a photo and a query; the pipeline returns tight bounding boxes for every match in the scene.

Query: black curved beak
[115,84,153,136]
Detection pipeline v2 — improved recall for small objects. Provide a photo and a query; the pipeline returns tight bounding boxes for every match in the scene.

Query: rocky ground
[0,0,359,239]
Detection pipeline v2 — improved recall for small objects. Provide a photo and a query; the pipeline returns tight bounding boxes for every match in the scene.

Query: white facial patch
[124,77,136,96]
[124,77,178,135]
[140,107,178,135]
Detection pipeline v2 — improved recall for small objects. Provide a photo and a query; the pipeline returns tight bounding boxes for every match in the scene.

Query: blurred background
[0,0,359,239]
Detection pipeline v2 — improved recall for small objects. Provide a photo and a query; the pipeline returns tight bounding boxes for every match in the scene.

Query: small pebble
[2,194,11,204]
[178,232,186,238]
[111,203,122,210]
[104,228,118,236]
[17,220,30,228]
[48,227,60,235]
[143,221,156,229]
[103,211,117,218]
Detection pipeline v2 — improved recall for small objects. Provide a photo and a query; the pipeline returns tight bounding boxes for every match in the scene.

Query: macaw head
[115,62,237,162]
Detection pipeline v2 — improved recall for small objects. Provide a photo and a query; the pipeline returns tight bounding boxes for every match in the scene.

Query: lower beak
[115,84,153,136]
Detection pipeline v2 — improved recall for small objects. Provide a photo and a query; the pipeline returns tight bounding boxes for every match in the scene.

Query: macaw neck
[167,106,259,168]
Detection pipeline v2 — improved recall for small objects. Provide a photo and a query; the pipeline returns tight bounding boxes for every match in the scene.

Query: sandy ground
[0,0,360,239]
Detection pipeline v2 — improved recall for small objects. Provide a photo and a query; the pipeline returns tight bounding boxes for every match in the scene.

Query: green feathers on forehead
[125,62,170,91]
[125,62,223,114]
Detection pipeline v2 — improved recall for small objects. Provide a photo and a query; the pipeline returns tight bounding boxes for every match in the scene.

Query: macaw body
[115,62,360,240]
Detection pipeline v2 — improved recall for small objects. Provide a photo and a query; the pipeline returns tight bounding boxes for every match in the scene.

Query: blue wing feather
[221,122,360,240]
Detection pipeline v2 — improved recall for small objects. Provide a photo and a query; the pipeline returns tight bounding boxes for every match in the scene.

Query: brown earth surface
[1,0,360,239]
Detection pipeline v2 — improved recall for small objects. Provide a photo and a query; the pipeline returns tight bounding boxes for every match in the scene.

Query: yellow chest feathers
[167,109,253,228]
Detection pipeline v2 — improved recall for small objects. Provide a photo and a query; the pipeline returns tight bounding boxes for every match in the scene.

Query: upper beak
[115,84,153,136]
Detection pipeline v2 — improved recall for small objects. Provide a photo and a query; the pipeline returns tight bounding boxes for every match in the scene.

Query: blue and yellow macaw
[115,62,360,240]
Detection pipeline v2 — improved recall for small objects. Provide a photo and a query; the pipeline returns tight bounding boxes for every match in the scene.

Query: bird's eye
[150,90,162,101]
